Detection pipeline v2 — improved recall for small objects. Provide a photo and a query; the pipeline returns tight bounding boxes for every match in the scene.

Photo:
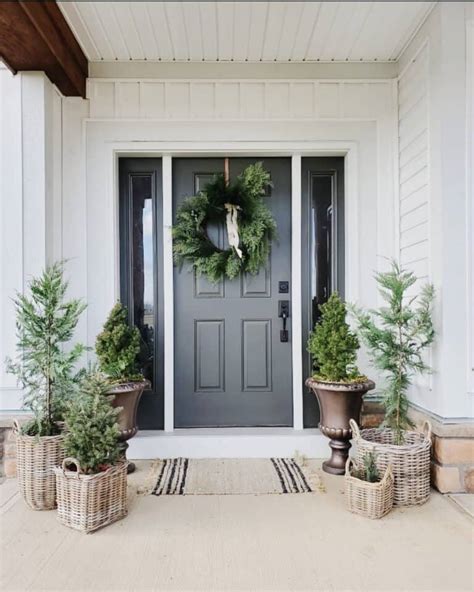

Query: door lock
[278,300,290,342]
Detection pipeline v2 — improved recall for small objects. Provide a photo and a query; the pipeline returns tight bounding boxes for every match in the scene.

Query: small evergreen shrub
[95,302,142,382]
[6,262,86,436]
[307,292,364,383]
[351,261,435,444]
[353,451,380,483]
[63,371,121,474]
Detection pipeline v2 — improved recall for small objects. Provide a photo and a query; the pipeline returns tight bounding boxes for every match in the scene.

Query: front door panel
[173,158,292,427]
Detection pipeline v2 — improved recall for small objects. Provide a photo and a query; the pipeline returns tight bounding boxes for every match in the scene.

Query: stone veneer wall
[0,427,17,479]
[361,397,474,494]
[408,408,474,494]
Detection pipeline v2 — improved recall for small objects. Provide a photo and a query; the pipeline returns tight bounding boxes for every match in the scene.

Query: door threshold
[128,427,327,459]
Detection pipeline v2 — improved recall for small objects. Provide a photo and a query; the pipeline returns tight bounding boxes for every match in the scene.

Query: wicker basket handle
[62,457,83,477]
[12,419,21,433]
[345,458,354,476]
[422,420,432,440]
[349,418,361,439]
[381,463,393,484]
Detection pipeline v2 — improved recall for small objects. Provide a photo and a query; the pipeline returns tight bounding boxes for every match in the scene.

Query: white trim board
[128,428,328,459]
[100,140,360,434]
[60,105,397,456]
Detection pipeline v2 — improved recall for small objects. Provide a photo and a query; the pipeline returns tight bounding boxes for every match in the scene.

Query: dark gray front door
[173,158,292,428]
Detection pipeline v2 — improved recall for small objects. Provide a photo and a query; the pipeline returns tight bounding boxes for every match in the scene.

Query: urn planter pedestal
[305,378,375,475]
[107,380,150,474]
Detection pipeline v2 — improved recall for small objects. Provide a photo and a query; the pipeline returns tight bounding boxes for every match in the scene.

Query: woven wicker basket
[345,458,394,519]
[350,419,432,507]
[54,458,128,533]
[14,420,65,511]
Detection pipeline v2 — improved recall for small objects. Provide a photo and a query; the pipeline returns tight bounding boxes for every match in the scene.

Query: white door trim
[291,155,303,430]
[111,141,358,433]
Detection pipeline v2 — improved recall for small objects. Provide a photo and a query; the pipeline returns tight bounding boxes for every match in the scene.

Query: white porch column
[0,70,62,411]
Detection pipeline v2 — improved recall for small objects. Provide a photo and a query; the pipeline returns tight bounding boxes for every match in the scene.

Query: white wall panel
[0,69,23,407]
[86,78,400,123]
[398,44,429,281]
[0,72,63,411]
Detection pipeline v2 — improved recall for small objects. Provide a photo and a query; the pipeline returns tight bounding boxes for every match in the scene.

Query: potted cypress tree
[54,371,127,533]
[306,293,375,475]
[95,302,149,473]
[6,262,86,509]
[350,261,435,506]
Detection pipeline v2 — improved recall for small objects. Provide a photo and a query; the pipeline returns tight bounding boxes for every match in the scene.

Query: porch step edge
[128,429,329,459]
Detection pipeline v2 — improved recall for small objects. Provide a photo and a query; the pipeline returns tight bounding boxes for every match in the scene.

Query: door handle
[278,300,290,343]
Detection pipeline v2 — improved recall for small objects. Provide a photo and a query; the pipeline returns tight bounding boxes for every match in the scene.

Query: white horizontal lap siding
[86,79,390,122]
[398,46,430,286]
[398,45,432,396]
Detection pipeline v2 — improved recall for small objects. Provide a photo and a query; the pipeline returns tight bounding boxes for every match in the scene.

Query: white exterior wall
[2,2,472,424]
[0,69,398,421]
[0,69,62,411]
[397,2,474,419]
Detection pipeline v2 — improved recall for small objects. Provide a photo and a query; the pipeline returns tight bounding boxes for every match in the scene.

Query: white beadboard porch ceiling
[58,2,435,64]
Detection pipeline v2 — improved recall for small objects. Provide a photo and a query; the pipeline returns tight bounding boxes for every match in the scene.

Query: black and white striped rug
[144,458,324,496]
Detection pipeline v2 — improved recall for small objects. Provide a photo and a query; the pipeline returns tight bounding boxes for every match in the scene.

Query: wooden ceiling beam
[0,1,87,97]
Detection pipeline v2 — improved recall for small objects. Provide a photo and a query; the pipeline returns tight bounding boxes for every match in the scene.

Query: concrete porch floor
[1,460,472,592]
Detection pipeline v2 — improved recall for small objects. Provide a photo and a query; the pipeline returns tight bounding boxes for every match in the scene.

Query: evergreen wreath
[172,162,276,283]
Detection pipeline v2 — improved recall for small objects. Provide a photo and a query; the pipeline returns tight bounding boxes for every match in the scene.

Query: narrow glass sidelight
[301,158,345,428]
[310,174,335,326]
[119,159,164,430]
[131,175,155,387]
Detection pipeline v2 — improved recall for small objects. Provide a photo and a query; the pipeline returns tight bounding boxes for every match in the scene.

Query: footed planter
[305,378,375,475]
[108,380,150,473]
[54,458,128,533]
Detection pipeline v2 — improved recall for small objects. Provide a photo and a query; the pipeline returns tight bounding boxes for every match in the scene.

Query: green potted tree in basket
[350,260,435,506]
[95,302,149,473]
[306,292,375,475]
[6,262,86,510]
[54,371,127,533]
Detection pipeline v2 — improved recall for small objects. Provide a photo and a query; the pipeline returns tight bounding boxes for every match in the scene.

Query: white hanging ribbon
[224,203,243,259]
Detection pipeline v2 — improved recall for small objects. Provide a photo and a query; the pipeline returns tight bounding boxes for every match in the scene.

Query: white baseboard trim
[128,428,329,459]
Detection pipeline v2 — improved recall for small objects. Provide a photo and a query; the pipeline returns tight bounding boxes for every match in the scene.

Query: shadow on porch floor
[1,460,472,592]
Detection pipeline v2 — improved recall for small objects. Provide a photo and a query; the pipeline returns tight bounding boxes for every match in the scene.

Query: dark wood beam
[0,1,87,97]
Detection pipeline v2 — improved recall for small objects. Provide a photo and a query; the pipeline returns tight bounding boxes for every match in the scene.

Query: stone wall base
[0,427,17,479]
[408,407,474,494]
[360,398,474,494]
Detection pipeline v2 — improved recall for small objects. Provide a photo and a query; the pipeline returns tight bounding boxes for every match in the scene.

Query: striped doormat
[141,458,324,496]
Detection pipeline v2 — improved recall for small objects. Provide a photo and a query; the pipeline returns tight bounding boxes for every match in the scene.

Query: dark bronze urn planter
[108,380,150,473]
[306,377,375,475]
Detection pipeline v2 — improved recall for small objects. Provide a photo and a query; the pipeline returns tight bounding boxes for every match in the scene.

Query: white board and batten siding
[87,79,392,122]
[0,69,63,411]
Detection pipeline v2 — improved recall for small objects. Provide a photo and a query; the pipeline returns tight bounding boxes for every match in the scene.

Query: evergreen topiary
[307,292,363,383]
[351,261,435,444]
[172,162,276,283]
[354,451,380,483]
[6,262,86,436]
[95,303,142,382]
[63,371,121,474]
